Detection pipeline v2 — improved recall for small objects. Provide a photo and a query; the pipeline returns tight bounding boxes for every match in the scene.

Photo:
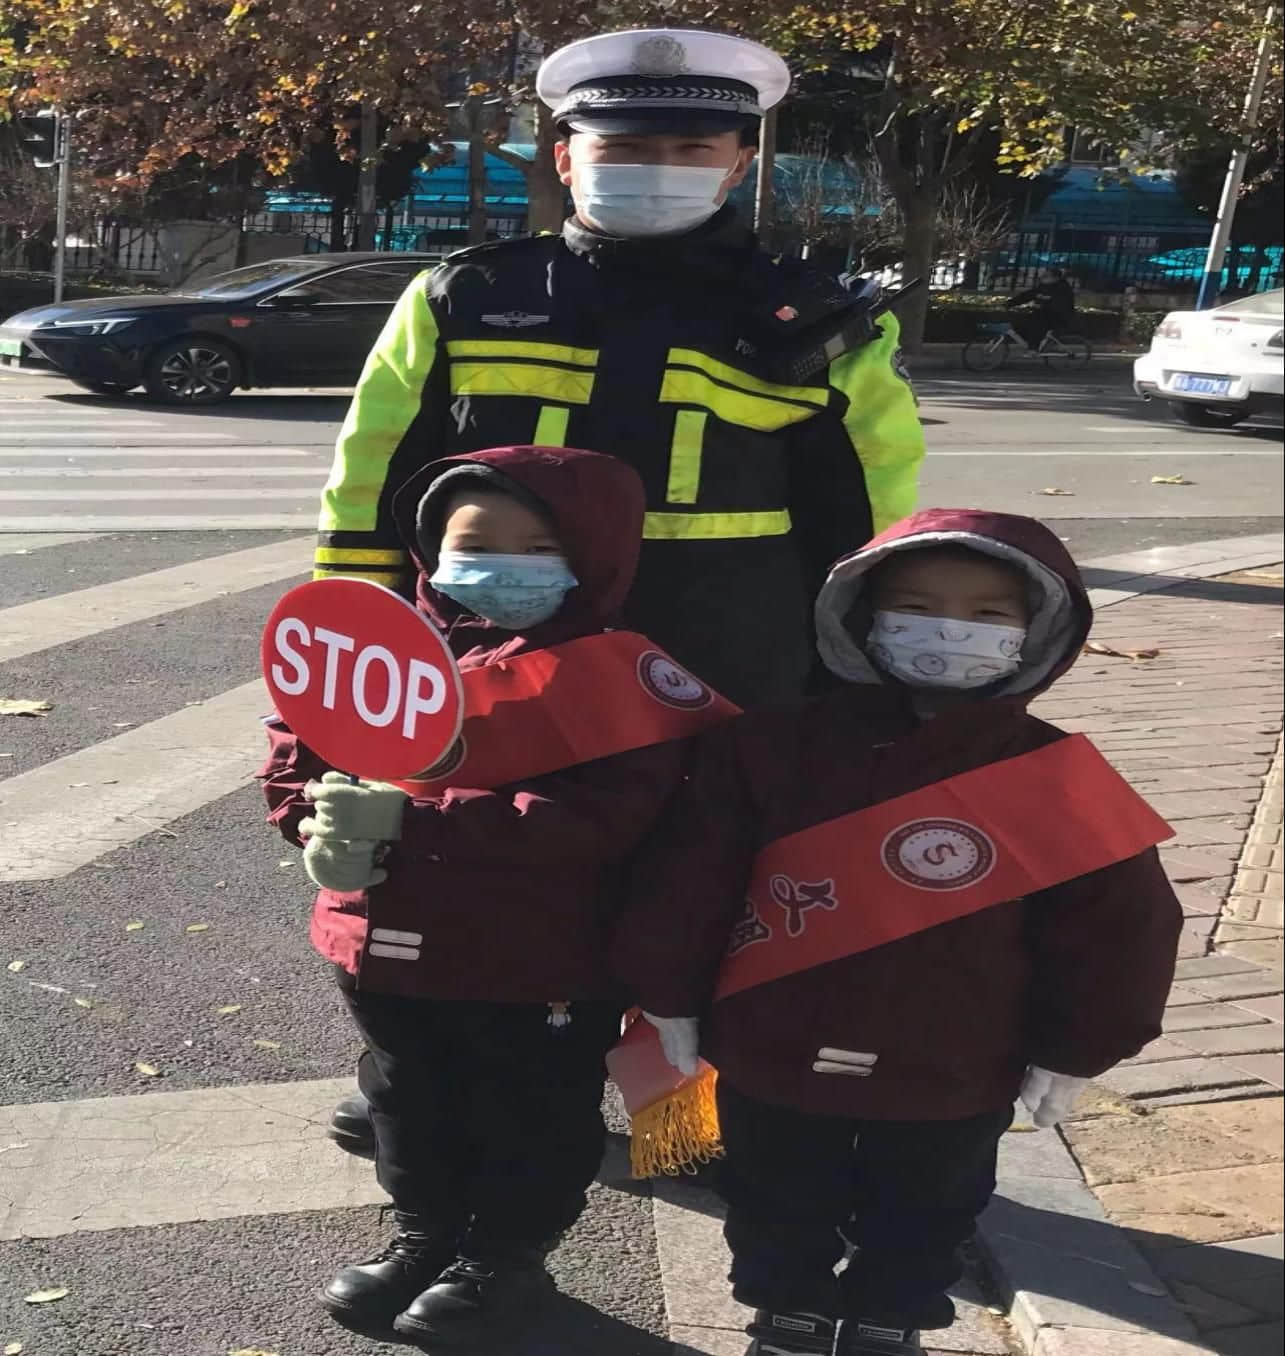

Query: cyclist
[1010,269,1076,350]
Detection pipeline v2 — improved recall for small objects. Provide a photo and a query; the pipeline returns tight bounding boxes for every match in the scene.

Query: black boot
[835,1318,923,1354]
[393,1250,555,1347]
[327,1091,377,1160]
[745,1309,837,1355]
[320,1213,457,1332]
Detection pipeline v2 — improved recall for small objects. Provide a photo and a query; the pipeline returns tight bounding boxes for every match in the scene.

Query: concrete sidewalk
[976,538,1284,1356]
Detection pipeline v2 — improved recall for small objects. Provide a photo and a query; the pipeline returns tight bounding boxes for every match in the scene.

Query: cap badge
[631,34,690,76]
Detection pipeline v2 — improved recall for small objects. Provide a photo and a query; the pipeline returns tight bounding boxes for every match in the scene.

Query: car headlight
[1155,317,1183,341]
[40,317,137,337]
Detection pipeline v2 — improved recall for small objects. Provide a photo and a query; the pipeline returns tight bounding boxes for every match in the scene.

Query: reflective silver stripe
[370,927,424,946]
[368,942,421,961]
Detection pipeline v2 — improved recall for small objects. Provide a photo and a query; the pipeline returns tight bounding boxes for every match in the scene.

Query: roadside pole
[755,107,777,243]
[53,113,71,304]
[1196,4,1277,309]
[355,102,379,251]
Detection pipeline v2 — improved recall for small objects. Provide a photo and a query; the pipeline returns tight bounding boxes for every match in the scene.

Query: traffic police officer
[315,27,923,708]
[315,25,924,1175]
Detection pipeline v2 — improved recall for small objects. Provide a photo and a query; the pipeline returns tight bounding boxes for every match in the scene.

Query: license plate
[1173,373,1233,397]
[0,337,22,359]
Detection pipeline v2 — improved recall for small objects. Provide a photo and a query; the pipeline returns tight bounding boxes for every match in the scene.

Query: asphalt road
[2,358,1279,1356]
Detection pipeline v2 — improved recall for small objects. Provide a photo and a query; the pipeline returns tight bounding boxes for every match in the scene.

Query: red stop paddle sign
[262,578,463,781]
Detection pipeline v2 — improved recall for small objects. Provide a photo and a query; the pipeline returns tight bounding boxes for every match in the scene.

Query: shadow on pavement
[982,1195,1283,1352]
[42,390,351,422]
[1081,569,1285,605]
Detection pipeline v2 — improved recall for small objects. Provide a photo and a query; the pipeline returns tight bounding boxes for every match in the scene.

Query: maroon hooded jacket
[260,445,691,1003]
[614,509,1182,1121]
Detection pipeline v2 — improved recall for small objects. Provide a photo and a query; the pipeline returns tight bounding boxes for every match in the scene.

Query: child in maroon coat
[261,446,731,1348]
[615,509,1181,1356]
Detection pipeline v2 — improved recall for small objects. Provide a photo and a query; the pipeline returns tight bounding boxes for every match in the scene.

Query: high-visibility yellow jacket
[316,217,924,705]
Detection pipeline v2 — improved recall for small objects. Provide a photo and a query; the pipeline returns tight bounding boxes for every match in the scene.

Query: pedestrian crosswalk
[0,393,335,531]
[0,532,1018,1356]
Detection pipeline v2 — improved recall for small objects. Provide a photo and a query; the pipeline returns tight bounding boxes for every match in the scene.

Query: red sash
[714,735,1172,1000]
[394,630,739,793]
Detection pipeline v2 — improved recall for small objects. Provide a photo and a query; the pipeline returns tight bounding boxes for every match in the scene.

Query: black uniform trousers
[717,1081,1013,1326]
[337,969,621,1257]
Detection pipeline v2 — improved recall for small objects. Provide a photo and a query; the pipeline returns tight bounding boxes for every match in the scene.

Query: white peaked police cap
[537,29,791,135]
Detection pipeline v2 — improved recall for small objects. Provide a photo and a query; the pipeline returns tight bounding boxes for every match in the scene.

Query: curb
[977,537,1284,1356]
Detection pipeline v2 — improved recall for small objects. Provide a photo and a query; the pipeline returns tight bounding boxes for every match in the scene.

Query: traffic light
[16,109,61,168]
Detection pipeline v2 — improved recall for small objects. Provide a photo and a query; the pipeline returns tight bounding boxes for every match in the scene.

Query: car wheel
[1169,401,1251,428]
[70,378,135,397]
[143,338,241,405]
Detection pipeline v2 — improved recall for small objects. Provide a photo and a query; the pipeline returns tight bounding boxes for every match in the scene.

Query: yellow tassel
[628,1065,724,1179]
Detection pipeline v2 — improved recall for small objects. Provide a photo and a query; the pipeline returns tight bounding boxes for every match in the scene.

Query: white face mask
[867,610,1027,690]
[574,162,733,238]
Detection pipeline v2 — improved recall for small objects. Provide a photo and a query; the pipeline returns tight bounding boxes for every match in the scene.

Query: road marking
[0,465,326,478]
[0,1077,383,1239]
[0,535,310,662]
[0,446,321,458]
[3,488,320,500]
[0,432,239,444]
[0,531,104,554]
[0,514,317,530]
[0,678,272,880]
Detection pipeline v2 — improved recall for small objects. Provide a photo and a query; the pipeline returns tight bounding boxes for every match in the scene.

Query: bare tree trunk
[524,103,565,234]
[467,99,489,245]
[897,193,938,352]
[355,103,379,251]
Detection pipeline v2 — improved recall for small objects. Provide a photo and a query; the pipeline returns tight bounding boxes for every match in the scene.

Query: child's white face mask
[867,610,1026,689]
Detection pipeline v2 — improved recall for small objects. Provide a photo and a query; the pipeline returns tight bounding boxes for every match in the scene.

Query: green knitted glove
[301,832,388,893]
[303,771,409,842]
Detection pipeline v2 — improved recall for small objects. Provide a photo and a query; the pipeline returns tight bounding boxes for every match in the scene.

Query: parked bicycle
[962,321,1092,372]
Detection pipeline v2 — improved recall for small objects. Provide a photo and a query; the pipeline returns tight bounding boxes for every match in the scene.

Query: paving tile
[1183,973,1284,1002]
[1169,1025,1285,1058]
[1122,1038,1205,1066]
[1101,1162,1285,1245]
[1032,1333,1223,1356]
[1167,1277,1264,1330]
[1232,996,1285,1022]
[1097,1058,1260,1099]
[1163,1004,1268,1034]
[1173,957,1262,980]
[1166,983,1221,1006]
[1227,1054,1285,1088]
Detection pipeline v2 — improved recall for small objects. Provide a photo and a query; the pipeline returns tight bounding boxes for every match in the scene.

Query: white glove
[303,771,409,841]
[301,834,387,893]
[643,1012,701,1078]
[813,1047,879,1077]
[1020,1065,1089,1127]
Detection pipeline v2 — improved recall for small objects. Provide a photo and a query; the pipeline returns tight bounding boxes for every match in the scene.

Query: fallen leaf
[1006,1123,1039,1133]
[134,1062,161,1077]
[112,721,134,728]
[1039,487,1075,496]
[252,1039,281,1051]
[216,1004,243,1015]
[185,922,211,934]
[24,1287,69,1304]
[213,880,227,889]
[6,1340,25,1353]
[68,782,89,789]
[277,860,294,869]
[7,960,27,973]
[1150,474,1192,485]
[229,1348,281,1356]
[0,698,52,717]
[125,921,145,932]
[73,997,93,1009]
[1084,641,1161,661]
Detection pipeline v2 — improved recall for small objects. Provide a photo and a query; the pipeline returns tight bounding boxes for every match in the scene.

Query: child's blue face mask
[430,551,578,629]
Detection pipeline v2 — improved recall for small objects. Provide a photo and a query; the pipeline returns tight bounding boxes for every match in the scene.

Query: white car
[1134,288,1284,427]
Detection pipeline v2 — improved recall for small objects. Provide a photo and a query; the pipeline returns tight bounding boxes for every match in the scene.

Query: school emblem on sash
[637,651,714,711]
[880,818,997,892]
